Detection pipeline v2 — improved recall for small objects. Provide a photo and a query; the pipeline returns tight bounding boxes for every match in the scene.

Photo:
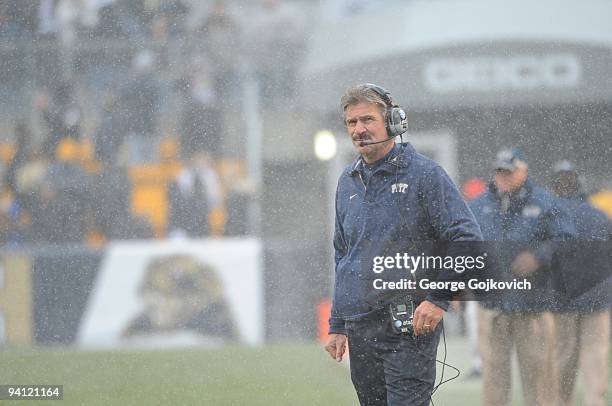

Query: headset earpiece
[386,107,408,138]
[363,83,408,138]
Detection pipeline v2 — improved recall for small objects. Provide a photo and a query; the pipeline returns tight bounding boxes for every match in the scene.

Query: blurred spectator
[36,82,82,154]
[0,0,38,38]
[0,192,19,245]
[0,162,27,246]
[95,0,148,39]
[55,0,98,46]
[14,147,51,213]
[246,0,306,107]
[26,181,63,243]
[151,0,188,40]
[223,170,254,236]
[120,49,162,163]
[0,1,19,38]
[5,121,32,194]
[215,160,254,237]
[177,74,222,157]
[94,89,126,165]
[194,0,241,101]
[168,151,222,238]
[28,138,92,243]
[92,155,154,240]
[92,2,125,38]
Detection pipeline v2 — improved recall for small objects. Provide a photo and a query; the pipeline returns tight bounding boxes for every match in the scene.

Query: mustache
[352,132,372,144]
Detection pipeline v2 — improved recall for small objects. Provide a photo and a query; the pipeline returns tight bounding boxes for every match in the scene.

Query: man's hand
[412,300,445,336]
[511,251,539,276]
[324,333,347,362]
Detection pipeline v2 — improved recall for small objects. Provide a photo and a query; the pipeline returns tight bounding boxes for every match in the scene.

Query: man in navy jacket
[324,84,482,406]
[469,148,575,406]
[549,160,610,406]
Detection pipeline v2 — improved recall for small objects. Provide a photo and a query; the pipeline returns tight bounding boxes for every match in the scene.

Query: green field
[0,337,606,405]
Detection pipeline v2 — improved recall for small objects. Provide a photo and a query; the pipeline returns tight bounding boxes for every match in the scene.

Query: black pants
[346,310,441,406]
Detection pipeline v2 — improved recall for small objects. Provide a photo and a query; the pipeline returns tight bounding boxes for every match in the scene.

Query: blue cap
[494,147,527,171]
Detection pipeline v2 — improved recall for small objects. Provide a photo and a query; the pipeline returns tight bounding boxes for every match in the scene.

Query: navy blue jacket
[469,179,575,312]
[329,143,482,334]
[553,194,611,312]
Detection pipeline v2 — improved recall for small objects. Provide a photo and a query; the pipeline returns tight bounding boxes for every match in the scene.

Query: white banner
[77,239,263,349]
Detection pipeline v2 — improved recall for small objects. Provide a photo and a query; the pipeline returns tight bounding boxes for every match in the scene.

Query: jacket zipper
[357,172,366,192]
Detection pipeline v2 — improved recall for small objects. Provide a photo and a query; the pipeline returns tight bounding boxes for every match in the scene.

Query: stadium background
[0,0,611,404]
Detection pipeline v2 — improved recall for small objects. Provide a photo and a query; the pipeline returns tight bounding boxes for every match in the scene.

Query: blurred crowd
[0,0,310,246]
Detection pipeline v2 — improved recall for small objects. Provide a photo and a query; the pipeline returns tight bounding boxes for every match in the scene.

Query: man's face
[345,102,393,163]
[494,167,528,193]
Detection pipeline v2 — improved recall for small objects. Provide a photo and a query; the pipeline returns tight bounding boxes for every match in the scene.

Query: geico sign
[424,54,581,93]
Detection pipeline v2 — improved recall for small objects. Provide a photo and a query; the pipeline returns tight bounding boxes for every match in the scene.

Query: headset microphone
[358,134,397,146]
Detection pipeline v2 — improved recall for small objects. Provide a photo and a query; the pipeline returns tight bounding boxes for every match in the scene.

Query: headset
[362,83,408,139]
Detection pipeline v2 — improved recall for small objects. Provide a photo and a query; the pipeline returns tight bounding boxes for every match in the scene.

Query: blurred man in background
[29,138,92,243]
[167,150,222,238]
[176,74,222,157]
[469,148,575,406]
[120,49,161,164]
[461,177,487,378]
[325,84,482,405]
[550,160,610,406]
[35,81,82,154]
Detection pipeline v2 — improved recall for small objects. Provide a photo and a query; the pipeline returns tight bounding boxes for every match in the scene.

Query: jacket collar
[489,178,534,207]
[349,143,412,177]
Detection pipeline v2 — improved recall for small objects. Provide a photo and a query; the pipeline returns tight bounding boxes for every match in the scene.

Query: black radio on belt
[389,297,415,335]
